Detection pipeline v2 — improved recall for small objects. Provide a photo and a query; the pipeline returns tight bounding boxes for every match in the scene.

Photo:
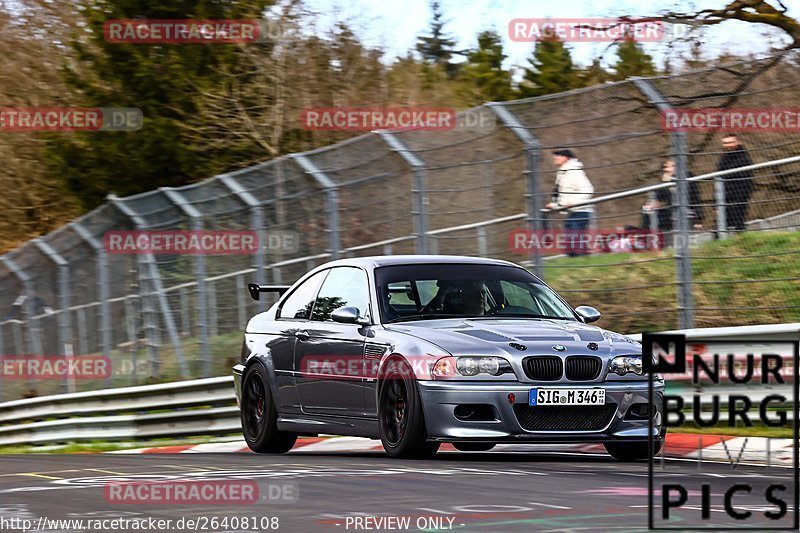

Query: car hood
[384,318,641,357]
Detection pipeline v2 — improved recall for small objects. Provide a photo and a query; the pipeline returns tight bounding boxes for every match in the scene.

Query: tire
[241,364,297,454]
[452,443,496,452]
[604,439,663,461]
[378,359,440,459]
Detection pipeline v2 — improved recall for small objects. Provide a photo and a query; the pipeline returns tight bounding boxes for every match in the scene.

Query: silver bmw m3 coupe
[233,255,665,460]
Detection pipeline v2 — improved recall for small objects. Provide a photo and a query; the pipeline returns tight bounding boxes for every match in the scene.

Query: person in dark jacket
[718,133,754,231]
[642,158,704,233]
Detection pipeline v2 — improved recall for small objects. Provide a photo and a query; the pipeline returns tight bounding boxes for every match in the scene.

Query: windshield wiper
[385,313,466,324]
[474,313,572,320]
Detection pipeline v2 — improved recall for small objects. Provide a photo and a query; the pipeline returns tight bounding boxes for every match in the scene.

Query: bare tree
[665,1,800,49]
[0,1,83,249]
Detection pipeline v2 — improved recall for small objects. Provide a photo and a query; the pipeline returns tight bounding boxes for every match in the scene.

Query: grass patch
[541,231,800,333]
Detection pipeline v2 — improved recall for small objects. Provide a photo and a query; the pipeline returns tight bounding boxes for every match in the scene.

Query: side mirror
[331,306,370,326]
[575,305,601,323]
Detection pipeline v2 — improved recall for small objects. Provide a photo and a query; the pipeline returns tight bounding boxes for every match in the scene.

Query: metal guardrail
[0,324,796,447]
[0,376,237,446]
[628,323,800,342]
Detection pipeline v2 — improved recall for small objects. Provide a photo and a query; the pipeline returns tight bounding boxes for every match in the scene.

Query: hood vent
[517,335,574,342]
[455,329,515,342]
[577,330,605,342]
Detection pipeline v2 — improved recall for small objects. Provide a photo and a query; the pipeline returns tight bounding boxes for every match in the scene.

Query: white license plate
[529,387,606,406]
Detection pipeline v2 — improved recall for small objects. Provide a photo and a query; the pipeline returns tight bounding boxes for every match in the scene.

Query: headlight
[456,357,479,376]
[433,356,512,378]
[610,355,643,376]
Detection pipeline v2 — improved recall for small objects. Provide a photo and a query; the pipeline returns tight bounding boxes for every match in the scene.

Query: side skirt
[278,415,380,438]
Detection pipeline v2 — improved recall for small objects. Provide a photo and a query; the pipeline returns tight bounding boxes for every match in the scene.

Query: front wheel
[378,360,439,459]
[604,439,663,461]
[241,364,297,454]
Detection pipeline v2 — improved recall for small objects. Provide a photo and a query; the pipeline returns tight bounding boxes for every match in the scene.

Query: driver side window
[310,267,370,321]
[278,271,328,320]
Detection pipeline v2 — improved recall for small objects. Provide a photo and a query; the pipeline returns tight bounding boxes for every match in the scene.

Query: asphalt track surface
[0,445,796,532]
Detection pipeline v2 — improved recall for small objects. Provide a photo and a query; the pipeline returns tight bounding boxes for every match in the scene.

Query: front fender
[371,351,444,412]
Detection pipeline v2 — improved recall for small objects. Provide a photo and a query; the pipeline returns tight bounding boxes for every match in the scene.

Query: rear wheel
[604,439,663,461]
[379,360,439,459]
[452,443,496,452]
[241,364,297,454]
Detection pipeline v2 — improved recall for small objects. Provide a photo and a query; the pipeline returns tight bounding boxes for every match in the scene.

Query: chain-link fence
[1,51,799,401]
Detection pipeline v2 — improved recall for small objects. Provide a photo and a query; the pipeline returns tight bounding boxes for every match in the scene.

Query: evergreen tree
[612,38,656,80]
[45,0,270,209]
[518,36,579,97]
[458,30,513,104]
[577,58,610,87]
[415,1,460,78]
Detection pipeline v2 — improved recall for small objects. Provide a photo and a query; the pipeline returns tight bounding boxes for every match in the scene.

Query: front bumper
[418,380,663,443]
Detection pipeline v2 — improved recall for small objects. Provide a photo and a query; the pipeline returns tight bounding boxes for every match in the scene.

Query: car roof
[315,255,522,270]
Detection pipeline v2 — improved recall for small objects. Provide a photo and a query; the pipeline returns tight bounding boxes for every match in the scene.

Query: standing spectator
[546,149,594,256]
[642,158,704,234]
[718,133,754,231]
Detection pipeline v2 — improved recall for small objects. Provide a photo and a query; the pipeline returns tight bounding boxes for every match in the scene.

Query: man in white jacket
[546,149,594,256]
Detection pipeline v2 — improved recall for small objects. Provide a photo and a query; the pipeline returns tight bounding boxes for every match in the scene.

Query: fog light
[610,355,644,376]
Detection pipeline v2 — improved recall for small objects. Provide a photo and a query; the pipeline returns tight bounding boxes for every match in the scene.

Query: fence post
[32,239,72,392]
[33,239,72,356]
[124,295,138,385]
[633,78,694,329]
[208,280,218,338]
[11,319,23,394]
[161,188,211,378]
[489,103,543,278]
[71,222,112,386]
[0,257,40,395]
[377,132,428,255]
[714,177,728,239]
[135,253,160,379]
[179,286,190,335]
[0,257,42,358]
[477,227,488,257]
[236,275,247,329]
[292,154,341,259]
[76,307,88,356]
[219,174,268,309]
[108,194,189,378]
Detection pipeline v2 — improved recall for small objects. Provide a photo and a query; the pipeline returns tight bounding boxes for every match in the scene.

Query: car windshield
[375,263,577,323]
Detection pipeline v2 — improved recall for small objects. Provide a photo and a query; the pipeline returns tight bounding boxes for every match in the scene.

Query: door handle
[294,330,309,340]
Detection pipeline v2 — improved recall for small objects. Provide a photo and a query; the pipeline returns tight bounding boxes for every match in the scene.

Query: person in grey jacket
[546,149,594,256]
